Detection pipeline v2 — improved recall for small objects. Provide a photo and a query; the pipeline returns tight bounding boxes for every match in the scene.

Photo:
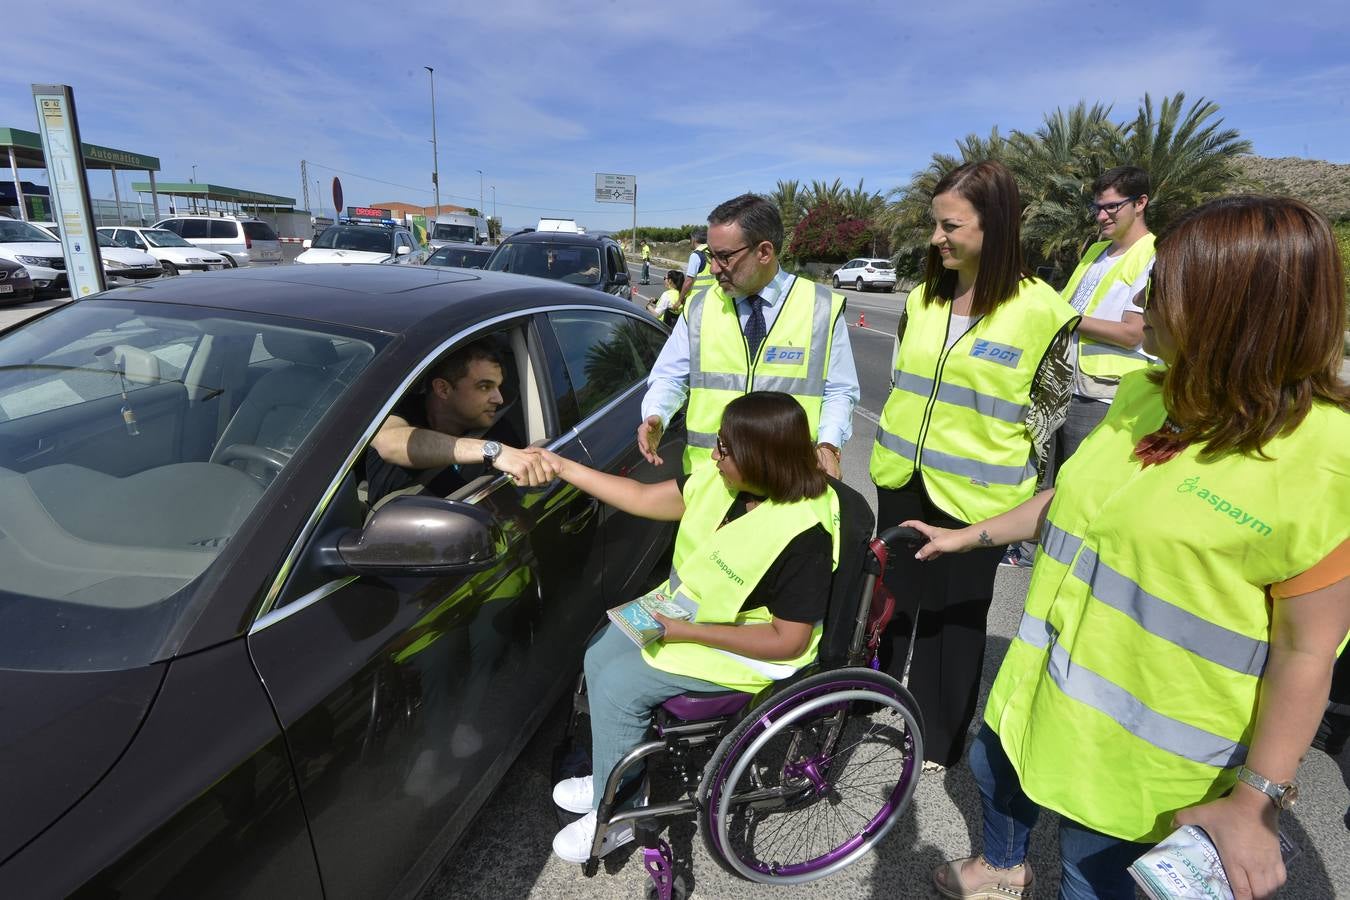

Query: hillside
[1236,156,1350,220]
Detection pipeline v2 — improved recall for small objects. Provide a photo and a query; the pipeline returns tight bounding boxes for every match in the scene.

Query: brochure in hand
[608,589,696,648]
[1129,824,1300,900]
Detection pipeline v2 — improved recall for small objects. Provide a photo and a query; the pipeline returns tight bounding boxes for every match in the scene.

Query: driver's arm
[370,415,550,485]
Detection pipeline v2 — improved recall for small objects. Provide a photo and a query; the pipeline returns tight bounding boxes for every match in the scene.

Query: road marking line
[854,406,881,424]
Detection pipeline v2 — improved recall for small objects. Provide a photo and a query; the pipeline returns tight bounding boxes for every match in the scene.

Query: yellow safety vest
[690,243,716,292]
[642,465,841,693]
[642,244,651,261]
[683,275,844,472]
[870,279,1078,523]
[1062,234,1155,385]
[985,372,1350,841]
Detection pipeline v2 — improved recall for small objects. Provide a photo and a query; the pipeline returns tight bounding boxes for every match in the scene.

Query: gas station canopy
[0,126,159,172]
[129,182,295,208]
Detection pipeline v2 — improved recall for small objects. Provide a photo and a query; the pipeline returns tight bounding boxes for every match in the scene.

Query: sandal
[933,856,1033,899]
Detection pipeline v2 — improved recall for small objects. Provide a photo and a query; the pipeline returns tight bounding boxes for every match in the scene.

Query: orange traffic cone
[857,312,867,328]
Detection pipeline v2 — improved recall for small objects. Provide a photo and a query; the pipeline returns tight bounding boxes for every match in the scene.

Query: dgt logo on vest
[970,339,1023,368]
[762,345,805,364]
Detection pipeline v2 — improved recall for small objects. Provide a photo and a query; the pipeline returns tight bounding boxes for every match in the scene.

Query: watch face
[1279,783,1299,809]
[482,440,502,460]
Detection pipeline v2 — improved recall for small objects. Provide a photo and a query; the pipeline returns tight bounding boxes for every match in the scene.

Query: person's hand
[653,612,694,643]
[1175,793,1285,899]
[493,446,551,487]
[902,519,981,561]
[523,446,569,480]
[816,444,841,479]
[637,415,665,465]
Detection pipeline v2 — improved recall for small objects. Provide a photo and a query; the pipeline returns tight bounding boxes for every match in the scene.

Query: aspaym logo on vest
[762,345,805,364]
[970,339,1023,368]
[708,550,746,585]
[1177,475,1273,538]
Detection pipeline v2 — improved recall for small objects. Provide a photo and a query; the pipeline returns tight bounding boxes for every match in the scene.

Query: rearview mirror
[612,272,630,285]
[397,245,411,256]
[321,496,503,576]
[302,239,312,249]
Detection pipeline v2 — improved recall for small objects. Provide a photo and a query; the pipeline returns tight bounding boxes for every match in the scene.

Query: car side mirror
[397,245,411,256]
[612,271,630,285]
[320,496,503,576]
[302,239,312,249]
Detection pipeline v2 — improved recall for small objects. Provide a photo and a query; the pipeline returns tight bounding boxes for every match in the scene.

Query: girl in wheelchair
[529,391,840,863]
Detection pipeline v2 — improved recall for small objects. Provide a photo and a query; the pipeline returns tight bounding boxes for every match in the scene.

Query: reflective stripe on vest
[984,371,1350,841]
[870,279,1077,522]
[641,465,841,693]
[1064,236,1155,382]
[683,276,842,471]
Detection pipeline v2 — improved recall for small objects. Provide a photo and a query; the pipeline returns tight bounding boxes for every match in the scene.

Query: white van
[152,215,284,267]
[536,217,584,234]
[430,213,486,248]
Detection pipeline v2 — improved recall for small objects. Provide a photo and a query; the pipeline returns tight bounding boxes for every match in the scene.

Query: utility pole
[425,66,440,220]
[476,169,484,238]
[491,185,496,240]
[300,160,310,214]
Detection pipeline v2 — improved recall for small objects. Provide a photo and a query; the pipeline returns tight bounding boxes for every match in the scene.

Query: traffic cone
[857,312,867,328]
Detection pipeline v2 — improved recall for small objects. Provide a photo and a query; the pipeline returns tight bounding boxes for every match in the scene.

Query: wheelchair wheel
[696,667,923,885]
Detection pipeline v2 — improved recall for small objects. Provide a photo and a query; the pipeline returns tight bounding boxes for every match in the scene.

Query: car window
[873,259,895,270]
[179,220,210,239]
[209,221,239,239]
[0,300,387,670]
[313,225,392,253]
[242,221,278,242]
[488,242,602,286]
[155,220,182,235]
[547,310,658,426]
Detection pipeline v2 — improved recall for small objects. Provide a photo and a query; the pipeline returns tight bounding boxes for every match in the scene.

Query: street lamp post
[190,164,197,213]
[476,168,484,221]
[425,66,440,221]
[491,185,496,240]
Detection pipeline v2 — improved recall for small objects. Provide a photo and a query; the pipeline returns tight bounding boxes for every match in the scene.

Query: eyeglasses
[707,244,752,267]
[714,434,732,458]
[1089,196,1140,216]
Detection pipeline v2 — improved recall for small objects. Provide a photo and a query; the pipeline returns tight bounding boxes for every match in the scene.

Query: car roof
[498,231,615,247]
[155,215,265,222]
[92,263,643,335]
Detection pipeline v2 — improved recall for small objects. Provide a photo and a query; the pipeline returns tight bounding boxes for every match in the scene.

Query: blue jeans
[584,623,723,810]
[969,724,1149,900]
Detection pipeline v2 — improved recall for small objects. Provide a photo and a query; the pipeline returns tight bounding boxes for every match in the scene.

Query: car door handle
[559,498,599,534]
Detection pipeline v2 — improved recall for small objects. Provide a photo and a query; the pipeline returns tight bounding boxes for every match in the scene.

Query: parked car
[0,264,684,898]
[99,226,228,276]
[831,257,897,292]
[485,231,632,300]
[152,215,284,267]
[34,223,163,286]
[294,221,429,266]
[0,257,34,305]
[425,244,493,269]
[0,217,66,296]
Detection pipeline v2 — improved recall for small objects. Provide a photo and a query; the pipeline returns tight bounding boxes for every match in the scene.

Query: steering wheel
[215,443,292,480]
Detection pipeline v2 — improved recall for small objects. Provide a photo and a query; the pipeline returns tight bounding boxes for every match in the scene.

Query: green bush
[1334,220,1350,321]
[616,225,700,244]
[788,203,881,263]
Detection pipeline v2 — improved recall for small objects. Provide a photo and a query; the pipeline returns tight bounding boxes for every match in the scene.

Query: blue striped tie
[744,294,766,360]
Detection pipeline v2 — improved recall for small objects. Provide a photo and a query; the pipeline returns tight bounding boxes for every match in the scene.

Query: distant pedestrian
[1011,165,1156,568]
[640,194,859,475]
[640,239,652,284]
[869,160,1078,771]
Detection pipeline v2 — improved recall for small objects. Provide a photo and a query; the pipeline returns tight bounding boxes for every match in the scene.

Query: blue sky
[3,0,1347,230]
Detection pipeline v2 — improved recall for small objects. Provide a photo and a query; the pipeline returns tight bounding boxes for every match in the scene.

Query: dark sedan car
[425,244,494,269]
[485,231,633,301]
[0,265,685,898]
[0,257,34,304]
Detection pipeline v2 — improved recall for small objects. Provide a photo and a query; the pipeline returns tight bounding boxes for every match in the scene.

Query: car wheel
[855,277,865,292]
[832,276,840,289]
[222,255,238,269]
[160,261,178,277]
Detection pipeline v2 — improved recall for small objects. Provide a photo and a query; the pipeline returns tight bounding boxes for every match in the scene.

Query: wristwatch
[1236,765,1299,809]
[481,440,503,468]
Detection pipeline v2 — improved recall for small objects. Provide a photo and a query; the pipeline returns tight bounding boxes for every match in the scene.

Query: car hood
[295,248,391,265]
[0,665,164,862]
[152,247,224,264]
[101,247,159,267]
[0,242,63,260]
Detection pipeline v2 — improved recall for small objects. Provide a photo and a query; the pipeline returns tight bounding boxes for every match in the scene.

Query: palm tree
[804,178,846,212]
[770,179,806,232]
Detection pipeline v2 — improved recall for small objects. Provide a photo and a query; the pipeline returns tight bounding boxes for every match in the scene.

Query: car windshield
[142,229,194,248]
[487,242,603,286]
[0,300,386,671]
[313,225,392,253]
[432,223,477,243]
[0,220,59,243]
[427,246,492,268]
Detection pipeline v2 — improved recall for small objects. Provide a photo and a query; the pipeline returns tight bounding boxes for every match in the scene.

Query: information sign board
[595,173,636,204]
[31,84,104,296]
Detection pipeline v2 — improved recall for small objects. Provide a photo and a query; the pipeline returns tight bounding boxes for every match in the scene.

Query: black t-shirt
[675,475,832,625]
[365,396,521,504]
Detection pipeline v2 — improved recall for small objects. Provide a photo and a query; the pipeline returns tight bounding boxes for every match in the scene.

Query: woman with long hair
[869,160,1079,771]
[915,196,1349,898]
[531,392,841,864]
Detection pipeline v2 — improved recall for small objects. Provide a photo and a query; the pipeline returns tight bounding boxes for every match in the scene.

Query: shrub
[788,203,883,263]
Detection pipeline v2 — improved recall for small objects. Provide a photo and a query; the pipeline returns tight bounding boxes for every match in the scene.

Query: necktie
[744,294,766,360]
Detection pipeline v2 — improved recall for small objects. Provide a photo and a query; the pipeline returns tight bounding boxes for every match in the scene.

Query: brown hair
[1148,195,1350,457]
[718,392,826,503]
[430,339,502,387]
[922,160,1031,316]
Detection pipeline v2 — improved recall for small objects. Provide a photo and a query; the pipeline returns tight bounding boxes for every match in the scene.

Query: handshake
[487,444,575,488]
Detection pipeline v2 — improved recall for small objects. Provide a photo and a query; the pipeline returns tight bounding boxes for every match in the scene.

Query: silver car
[152,216,283,268]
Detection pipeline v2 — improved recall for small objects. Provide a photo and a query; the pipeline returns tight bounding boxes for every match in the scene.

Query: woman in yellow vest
[869,160,1078,771]
[529,391,841,863]
[908,196,1349,899]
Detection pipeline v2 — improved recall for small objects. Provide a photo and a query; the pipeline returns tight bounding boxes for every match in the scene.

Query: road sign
[332,177,343,217]
[595,173,635,204]
[31,84,105,297]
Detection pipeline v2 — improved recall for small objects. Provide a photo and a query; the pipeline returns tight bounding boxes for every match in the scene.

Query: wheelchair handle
[877,525,925,549]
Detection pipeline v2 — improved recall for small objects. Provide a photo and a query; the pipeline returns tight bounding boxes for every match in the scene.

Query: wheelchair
[562,481,926,897]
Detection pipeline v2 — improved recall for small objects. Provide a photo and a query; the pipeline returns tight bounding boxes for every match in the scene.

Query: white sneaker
[551,810,634,863]
[552,775,594,814]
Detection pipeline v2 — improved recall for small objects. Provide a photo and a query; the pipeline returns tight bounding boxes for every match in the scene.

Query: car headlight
[11,268,30,279]
[185,257,202,263]
[16,255,49,266]
[104,259,128,269]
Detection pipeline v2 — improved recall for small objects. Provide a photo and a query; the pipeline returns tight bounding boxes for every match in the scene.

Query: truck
[430,212,488,247]
[536,217,585,234]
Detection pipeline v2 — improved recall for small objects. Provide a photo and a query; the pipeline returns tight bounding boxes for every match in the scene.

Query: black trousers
[876,478,1004,767]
